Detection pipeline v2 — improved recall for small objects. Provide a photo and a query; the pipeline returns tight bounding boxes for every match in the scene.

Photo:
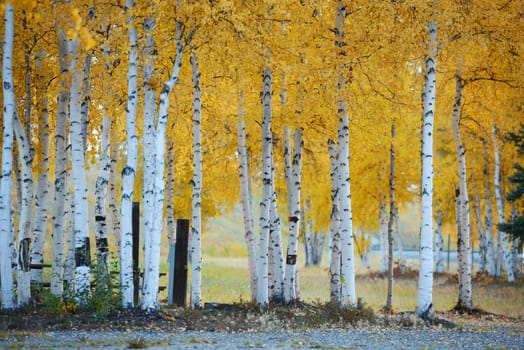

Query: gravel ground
[2,326,523,349]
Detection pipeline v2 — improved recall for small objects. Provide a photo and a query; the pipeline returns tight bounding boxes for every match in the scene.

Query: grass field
[156,255,524,318]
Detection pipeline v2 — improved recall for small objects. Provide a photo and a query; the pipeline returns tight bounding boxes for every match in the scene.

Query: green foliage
[499,125,524,243]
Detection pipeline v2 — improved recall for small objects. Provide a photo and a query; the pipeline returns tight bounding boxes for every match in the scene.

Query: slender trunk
[80,55,91,151]
[50,22,69,297]
[492,126,514,282]
[68,36,91,305]
[475,193,487,274]
[141,12,157,289]
[166,140,175,243]
[257,68,273,306]
[190,52,203,309]
[435,211,444,273]
[328,139,341,304]
[416,21,437,318]
[379,198,388,273]
[238,116,257,302]
[385,120,396,312]
[283,129,303,304]
[453,71,472,310]
[142,18,185,311]
[13,112,33,306]
[120,0,139,308]
[338,115,356,306]
[31,51,50,285]
[95,114,111,291]
[483,142,496,276]
[0,3,16,309]
[108,130,120,252]
[269,140,284,302]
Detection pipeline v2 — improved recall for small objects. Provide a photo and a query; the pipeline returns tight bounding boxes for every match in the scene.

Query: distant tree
[498,125,524,244]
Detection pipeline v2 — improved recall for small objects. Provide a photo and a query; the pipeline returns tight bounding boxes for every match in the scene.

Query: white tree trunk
[283,128,303,304]
[492,126,514,282]
[435,211,444,273]
[141,19,185,311]
[475,193,487,274]
[190,52,203,309]
[13,112,33,306]
[0,3,16,309]
[141,13,157,287]
[453,71,472,309]
[31,51,50,285]
[416,21,437,318]
[237,117,258,302]
[120,0,139,308]
[483,142,496,276]
[338,115,356,306]
[68,36,91,305]
[257,68,273,306]
[50,24,69,297]
[269,142,284,302]
[166,141,175,243]
[95,114,111,290]
[394,208,406,274]
[328,139,341,304]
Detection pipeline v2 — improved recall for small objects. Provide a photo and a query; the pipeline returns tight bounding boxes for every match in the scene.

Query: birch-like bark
[257,68,273,306]
[108,130,120,252]
[338,115,356,306]
[142,18,185,311]
[13,112,33,305]
[141,11,157,283]
[416,21,436,318]
[283,128,303,304]
[95,114,111,291]
[328,139,341,304]
[269,140,284,302]
[31,51,50,285]
[483,142,496,276]
[190,52,203,309]
[435,211,444,273]
[50,22,69,297]
[475,193,487,274]
[0,3,16,309]
[80,55,91,151]
[492,126,514,282]
[238,115,257,302]
[385,120,396,312]
[453,71,472,310]
[166,140,175,243]
[120,0,139,308]
[68,36,91,305]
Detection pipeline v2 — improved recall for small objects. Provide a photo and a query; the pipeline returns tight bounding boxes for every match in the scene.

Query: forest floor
[1,303,523,349]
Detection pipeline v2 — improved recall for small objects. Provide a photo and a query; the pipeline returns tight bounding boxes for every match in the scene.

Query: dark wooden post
[172,219,189,307]
[132,202,140,306]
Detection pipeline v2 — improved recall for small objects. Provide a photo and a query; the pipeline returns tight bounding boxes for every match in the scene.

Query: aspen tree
[416,20,437,319]
[50,8,70,297]
[31,51,50,285]
[0,1,16,310]
[67,12,91,304]
[283,128,303,304]
[237,113,258,302]
[190,51,203,309]
[120,0,139,308]
[452,70,472,310]
[328,138,341,304]
[493,126,514,282]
